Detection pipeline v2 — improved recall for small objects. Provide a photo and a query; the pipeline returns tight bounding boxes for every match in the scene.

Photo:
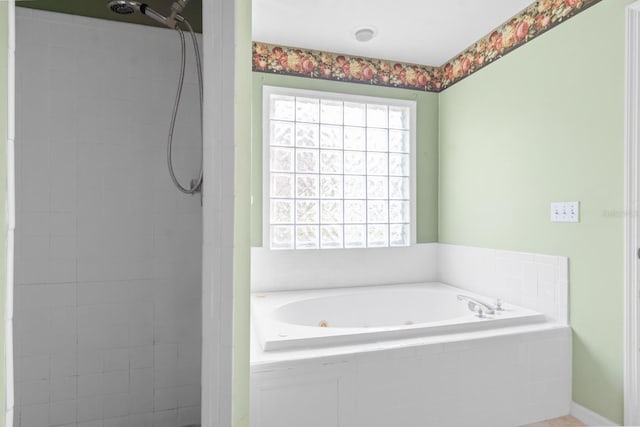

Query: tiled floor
[521,415,586,427]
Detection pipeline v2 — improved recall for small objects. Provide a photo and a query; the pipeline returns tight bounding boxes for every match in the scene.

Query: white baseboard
[571,401,619,426]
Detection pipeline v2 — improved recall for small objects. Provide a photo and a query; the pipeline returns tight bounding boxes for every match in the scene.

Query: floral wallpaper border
[252,42,443,91]
[252,0,602,92]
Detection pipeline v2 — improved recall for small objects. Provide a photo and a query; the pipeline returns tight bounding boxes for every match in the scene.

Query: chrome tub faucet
[457,294,496,317]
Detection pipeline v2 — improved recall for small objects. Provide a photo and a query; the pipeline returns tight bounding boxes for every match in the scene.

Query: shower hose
[167,19,204,194]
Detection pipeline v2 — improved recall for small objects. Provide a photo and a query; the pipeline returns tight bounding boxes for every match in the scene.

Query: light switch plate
[551,201,579,223]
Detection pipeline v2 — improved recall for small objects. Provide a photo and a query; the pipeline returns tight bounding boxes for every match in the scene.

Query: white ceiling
[252,0,534,66]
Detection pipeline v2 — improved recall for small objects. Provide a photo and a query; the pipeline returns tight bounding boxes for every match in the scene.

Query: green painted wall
[234,0,251,426]
[0,2,7,426]
[251,73,439,247]
[439,0,629,422]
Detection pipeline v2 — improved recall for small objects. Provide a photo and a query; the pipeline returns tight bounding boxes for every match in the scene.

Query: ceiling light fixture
[354,27,376,42]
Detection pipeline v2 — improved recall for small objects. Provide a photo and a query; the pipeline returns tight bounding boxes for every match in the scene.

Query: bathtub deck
[521,415,585,426]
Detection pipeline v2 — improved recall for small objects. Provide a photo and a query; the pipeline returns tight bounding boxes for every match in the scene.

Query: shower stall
[12,4,207,426]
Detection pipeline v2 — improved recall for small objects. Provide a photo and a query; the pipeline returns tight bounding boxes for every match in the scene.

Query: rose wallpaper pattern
[253,43,442,91]
[253,0,602,92]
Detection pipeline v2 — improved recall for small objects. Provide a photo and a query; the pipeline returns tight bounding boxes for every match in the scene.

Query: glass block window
[264,86,415,250]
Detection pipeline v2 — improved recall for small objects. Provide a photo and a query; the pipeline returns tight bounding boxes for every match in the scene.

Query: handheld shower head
[108,0,141,14]
[107,0,178,28]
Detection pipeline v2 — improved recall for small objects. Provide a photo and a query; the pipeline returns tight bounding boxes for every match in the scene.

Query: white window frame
[262,85,417,250]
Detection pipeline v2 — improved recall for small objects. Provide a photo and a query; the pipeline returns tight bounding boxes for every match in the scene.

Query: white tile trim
[253,242,568,328]
[625,2,640,426]
[436,243,568,324]
[5,1,15,426]
[251,243,438,292]
[571,401,618,426]
[201,0,235,424]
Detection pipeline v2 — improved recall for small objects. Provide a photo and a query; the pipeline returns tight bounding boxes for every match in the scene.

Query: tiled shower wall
[14,8,202,427]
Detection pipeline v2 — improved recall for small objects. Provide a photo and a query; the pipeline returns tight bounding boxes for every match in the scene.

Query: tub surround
[252,243,568,323]
[438,244,569,324]
[250,244,571,426]
[252,0,602,92]
[251,244,437,293]
[251,306,571,426]
[251,309,571,427]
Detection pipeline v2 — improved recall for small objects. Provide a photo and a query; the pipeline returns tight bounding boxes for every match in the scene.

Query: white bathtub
[252,282,546,351]
[251,250,572,427]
